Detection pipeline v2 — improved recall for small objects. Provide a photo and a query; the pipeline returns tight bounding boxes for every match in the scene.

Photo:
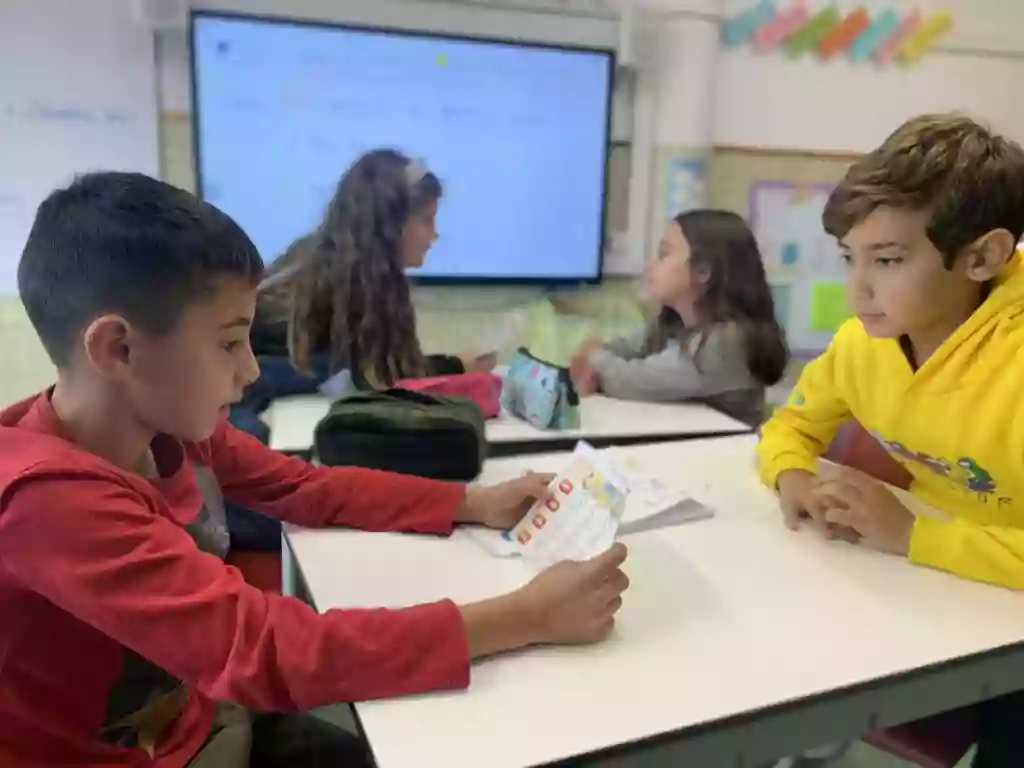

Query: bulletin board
[749,180,848,353]
[708,145,860,355]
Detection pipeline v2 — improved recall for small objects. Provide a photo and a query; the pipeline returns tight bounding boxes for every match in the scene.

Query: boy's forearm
[910,516,1024,591]
[757,412,829,489]
[460,592,537,659]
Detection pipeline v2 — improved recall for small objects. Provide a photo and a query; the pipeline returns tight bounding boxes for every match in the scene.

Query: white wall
[158,0,633,138]
[625,0,1024,154]
[712,45,1024,153]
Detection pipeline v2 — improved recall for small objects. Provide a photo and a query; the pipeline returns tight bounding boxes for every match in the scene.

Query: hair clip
[257,261,304,291]
[405,159,429,187]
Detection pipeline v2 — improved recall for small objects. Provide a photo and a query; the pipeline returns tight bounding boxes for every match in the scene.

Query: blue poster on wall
[664,155,708,220]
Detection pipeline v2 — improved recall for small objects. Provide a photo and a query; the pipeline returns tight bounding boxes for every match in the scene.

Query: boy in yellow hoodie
[757,113,1024,768]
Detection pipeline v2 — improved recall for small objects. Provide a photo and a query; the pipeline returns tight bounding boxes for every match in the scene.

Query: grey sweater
[587,323,765,427]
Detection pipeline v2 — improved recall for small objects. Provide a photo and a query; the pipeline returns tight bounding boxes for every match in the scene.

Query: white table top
[286,435,1024,768]
[262,393,749,453]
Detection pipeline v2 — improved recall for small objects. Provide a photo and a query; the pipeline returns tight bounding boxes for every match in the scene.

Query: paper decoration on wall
[721,0,776,46]
[785,6,839,57]
[818,7,870,59]
[664,155,707,221]
[874,11,920,63]
[723,3,951,65]
[809,282,851,332]
[750,180,839,276]
[750,180,847,353]
[897,11,953,64]
[752,3,808,53]
[849,8,900,61]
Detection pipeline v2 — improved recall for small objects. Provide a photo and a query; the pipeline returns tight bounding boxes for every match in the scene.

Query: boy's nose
[240,344,260,388]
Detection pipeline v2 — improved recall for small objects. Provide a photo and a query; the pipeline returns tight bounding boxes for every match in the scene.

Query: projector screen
[190,12,614,282]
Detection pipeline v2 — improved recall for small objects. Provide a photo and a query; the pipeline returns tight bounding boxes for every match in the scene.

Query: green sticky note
[785,6,840,57]
[809,282,851,332]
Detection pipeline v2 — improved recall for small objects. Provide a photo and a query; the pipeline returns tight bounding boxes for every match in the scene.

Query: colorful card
[509,442,629,571]
[464,443,715,569]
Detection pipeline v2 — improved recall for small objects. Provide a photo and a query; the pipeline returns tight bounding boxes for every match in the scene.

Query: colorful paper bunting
[722,1,777,46]
[848,8,900,61]
[897,11,953,64]
[784,6,839,57]
[725,3,951,65]
[752,3,810,53]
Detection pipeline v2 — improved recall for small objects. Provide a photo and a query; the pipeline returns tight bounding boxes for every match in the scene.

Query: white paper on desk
[616,459,715,530]
[618,498,713,536]
[461,525,520,558]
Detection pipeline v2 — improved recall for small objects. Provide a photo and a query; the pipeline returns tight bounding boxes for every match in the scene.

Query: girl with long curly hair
[253,149,490,391]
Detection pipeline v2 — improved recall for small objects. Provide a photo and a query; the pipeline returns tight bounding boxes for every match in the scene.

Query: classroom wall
[5,0,1024,404]
[713,44,1024,153]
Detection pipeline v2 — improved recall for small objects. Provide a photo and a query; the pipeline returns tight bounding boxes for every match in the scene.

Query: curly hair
[278,149,442,386]
[823,113,1024,269]
[648,209,789,387]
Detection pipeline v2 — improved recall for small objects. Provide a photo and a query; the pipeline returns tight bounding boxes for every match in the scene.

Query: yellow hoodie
[758,252,1024,589]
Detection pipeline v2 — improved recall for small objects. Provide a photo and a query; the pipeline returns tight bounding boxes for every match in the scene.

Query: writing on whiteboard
[1,101,131,125]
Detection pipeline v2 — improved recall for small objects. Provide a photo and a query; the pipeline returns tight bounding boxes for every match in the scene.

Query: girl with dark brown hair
[571,209,789,427]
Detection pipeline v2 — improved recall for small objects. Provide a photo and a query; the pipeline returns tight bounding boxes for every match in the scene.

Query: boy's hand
[517,543,629,644]
[776,469,829,531]
[813,465,915,556]
[457,473,555,530]
[777,468,861,542]
[460,543,629,658]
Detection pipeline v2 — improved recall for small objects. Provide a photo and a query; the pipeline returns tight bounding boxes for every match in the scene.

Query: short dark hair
[823,113,1024,269]
[18,172,263,367]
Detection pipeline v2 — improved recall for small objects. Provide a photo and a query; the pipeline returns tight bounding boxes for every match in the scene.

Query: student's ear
[962,229,1016,282]
[82,314,135,378]
[691,264,712,286]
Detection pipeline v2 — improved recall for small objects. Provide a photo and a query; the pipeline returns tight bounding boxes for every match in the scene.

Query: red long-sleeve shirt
[0,390,471,767]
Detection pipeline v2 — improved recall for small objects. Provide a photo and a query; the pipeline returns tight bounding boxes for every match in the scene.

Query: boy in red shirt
[0,172,629,767]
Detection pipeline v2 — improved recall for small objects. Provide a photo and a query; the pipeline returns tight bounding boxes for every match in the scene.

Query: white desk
[262,394,749,455]
[285,435,1024,767]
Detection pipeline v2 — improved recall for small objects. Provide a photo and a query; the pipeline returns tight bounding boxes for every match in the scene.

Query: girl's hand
[569,356,599,396]
[459,350,498,373]
[576,337,605,357]
[575,370,599,396]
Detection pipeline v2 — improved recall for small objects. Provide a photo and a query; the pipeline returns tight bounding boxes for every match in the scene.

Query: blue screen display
[191,14,613,281]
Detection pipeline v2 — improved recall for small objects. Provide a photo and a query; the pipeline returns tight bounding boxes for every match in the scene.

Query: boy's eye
[839,252,852,264]
[222,340,243,352]
[875,256,904,267]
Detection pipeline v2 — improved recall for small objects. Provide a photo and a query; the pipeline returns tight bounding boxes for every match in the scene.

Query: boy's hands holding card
[517,542,629,644]
[458,472,557,530]
[461,542,629,658]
